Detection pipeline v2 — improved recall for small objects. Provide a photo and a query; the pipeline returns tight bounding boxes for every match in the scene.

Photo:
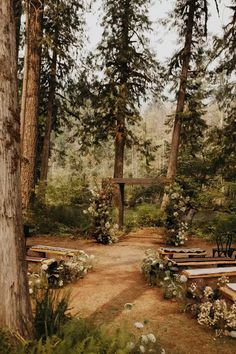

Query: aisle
[29,228,236,354]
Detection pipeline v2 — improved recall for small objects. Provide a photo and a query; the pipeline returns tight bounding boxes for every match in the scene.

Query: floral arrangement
[141,249,177,287]
[198,300,236,337]
[164,182,190,246]
[184,276,236,337]
[161,273,187,300]
[28,250,94,293]
[84,185,119,244]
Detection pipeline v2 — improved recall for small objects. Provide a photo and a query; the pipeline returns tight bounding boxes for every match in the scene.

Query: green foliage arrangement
[85,186,119,244]
[141,249,187,299]
[164,183,190,246]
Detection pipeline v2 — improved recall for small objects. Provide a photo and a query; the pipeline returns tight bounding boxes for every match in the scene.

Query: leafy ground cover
[27,228,236,354]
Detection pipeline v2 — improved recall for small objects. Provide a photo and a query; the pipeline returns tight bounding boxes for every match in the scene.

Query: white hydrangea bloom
[139,345,146,353]
[147,333,156,343]
[134,322,144,329]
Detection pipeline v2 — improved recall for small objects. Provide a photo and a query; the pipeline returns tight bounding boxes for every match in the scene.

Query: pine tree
[38,0,85,200]
[161,0,218,209]
[80,0,160,178]
[212,2,236,180]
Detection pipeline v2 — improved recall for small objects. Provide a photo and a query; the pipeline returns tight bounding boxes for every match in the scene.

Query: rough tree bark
[0,0,33,336]
[20,0,44,209]
[39,48,57,200]
[161,0,196,209]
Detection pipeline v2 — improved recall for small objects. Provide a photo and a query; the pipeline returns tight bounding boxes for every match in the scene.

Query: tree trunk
[38,48,57,200]
[0,0,33,337]
[161,0,196,209]
[114,122,126,178]
[20,0,43,209]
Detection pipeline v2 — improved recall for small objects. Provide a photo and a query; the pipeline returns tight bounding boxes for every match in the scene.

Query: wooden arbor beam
[103,177,169,229]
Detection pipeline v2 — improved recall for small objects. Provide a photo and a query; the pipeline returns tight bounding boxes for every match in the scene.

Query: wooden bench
[182,266,236,279]
[171,257,236,267]
[29,245,80,258]
[26,255,48,263]
[159,247,207,259]
[220,283,236,301]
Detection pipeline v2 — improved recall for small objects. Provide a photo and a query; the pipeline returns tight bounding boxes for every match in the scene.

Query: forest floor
[28,228,236,354]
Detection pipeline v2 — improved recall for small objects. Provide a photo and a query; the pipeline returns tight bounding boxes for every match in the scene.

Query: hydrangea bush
[164,182,190,246]
[84,185,119,244]
[185,276,236,337]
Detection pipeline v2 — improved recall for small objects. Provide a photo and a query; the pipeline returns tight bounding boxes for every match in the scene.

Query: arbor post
[118,183,125,229]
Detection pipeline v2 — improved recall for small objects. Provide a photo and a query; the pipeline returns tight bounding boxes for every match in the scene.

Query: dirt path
[29,228,236,354]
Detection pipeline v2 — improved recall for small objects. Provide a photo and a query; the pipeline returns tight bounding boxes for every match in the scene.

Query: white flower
[159,263,164,269]
[105,222,110,229]
[29,288,33,294]
[173,212,179,217]
[179,275,188,283]
[147,333,156,343]
[204,286,214,298]
[127,342,135,349]
[134,322,144,329]
[28,281,32,286]
[58,280,63,287]
[139,345,146,353]
[141,335,149,344]
[41,264,48,271]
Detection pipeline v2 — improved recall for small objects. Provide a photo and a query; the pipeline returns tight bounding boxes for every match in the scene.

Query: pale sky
[86,0,232,62]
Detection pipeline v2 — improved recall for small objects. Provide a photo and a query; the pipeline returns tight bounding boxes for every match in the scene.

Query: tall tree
[0,0,33,336]
[38,0,85,200]
[20,0,44,209]
[211,2,236,179]
[78,0,160,178]
[161,0,216,208]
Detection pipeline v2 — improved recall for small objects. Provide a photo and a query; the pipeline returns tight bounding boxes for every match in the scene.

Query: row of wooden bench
[158,247,236,301]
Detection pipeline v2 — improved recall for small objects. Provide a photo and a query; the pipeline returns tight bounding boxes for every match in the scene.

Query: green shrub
[126,185,163,207]
[191,211,236,241]
[34,289,71,340]
[125,204,164,229]
[24,204,91,236]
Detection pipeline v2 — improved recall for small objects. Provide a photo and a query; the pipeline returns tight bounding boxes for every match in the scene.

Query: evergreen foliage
[75,0,162,175]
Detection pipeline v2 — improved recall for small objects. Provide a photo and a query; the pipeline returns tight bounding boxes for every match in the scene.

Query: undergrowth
[1,290,163,354]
